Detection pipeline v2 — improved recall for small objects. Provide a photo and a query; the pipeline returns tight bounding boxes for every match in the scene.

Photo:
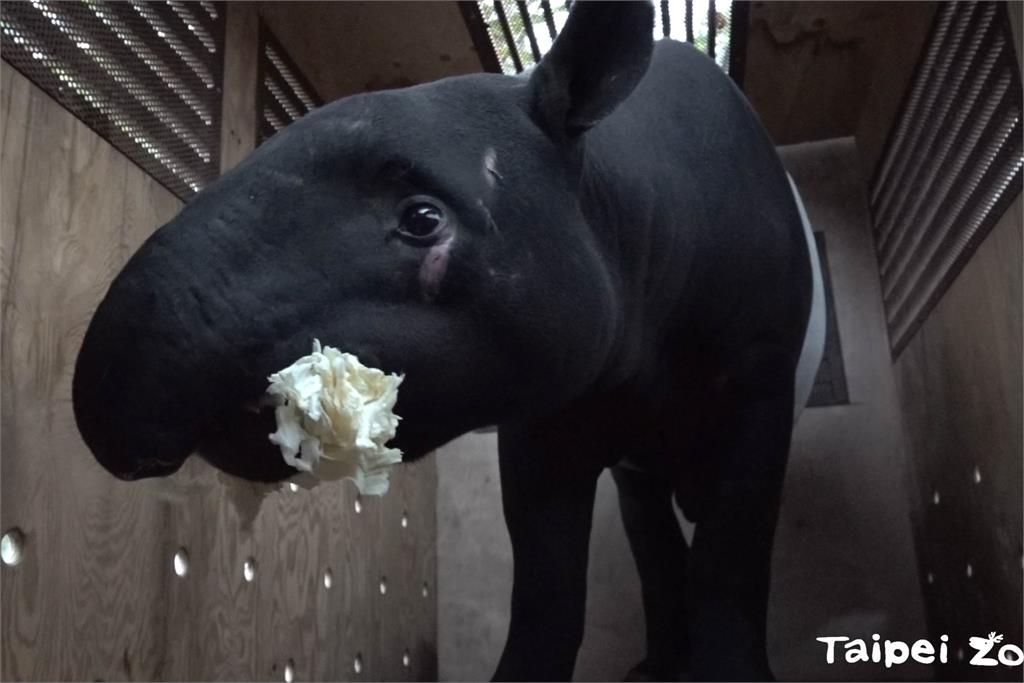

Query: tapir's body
[528,38,816,512]
[73,4,822,681]
[485,38,820,681]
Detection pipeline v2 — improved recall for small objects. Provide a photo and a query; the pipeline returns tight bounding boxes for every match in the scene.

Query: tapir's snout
[72,196,296,482]
[72,254,203,480]
[71,156,464,484]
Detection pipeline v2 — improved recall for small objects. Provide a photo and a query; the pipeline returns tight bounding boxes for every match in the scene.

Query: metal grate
[1,0,225,199]
[807,232,849,408]
[869,1,1022,357]
[256,21,321,146]
[469,0,739,76]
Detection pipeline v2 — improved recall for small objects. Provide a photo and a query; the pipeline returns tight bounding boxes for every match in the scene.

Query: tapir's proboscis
[73,3,825,680]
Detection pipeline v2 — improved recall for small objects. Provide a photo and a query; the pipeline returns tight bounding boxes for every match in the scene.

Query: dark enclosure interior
[1,2,1021,681]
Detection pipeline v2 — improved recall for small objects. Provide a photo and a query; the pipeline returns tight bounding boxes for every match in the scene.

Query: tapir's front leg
[687,347,797,682]
[493,421,602,682]
[612,463,690,681]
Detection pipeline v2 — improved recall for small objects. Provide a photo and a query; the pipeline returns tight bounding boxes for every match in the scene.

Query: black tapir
[72,2,824,680]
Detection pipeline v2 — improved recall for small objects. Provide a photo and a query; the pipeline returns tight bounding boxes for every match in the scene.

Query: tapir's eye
[398,202,446,240]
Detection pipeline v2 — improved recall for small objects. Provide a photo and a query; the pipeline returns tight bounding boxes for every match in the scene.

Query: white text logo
[817,633,1023,668]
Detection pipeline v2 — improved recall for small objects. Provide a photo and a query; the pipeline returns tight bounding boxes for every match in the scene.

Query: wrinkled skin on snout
[73,62,619,482]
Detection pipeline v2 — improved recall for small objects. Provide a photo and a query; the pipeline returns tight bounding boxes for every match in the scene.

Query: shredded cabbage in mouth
[266,339,404,496]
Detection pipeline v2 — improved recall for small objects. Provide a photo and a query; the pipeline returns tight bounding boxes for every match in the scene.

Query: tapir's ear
[527,0,654,138]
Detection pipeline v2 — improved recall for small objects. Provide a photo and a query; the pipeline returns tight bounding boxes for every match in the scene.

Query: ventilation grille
[256,21,322,146]
[475,0,736,75]
[1,0,225,199]
[870,1,1022,357]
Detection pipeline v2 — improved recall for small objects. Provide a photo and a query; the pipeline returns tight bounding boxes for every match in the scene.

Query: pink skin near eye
[418,233,455,302]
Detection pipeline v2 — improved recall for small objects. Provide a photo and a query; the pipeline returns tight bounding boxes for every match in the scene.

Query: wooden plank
[541,1,558,41]
[707,0,716,58]
[1,62,31,306]
[684,0,694,43]
[220,2,259,172]
[458,1,504,74]
[894,195,1023,673]
[1,62,179,681]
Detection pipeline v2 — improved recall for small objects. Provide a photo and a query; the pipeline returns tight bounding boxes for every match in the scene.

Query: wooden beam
[708,0,717,58]
[728,0,751,88]
[219,2,258,173]
[685,0,694,43]
[540,0,558,41]
[457,1,503,73]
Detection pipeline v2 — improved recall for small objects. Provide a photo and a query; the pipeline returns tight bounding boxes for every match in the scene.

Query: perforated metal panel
[256,21,321,146]
[870,1,1023,357]
[0,0,225,199]
[472,0,737,76]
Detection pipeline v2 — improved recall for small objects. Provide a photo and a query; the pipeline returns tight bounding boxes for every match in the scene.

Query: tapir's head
[72,2,654,482]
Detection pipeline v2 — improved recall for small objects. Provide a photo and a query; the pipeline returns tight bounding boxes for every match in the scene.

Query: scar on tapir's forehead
[342,119,368,133]
[483,147,502,187]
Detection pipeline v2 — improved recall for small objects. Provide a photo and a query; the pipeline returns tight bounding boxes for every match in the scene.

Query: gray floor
[436,137,931,681]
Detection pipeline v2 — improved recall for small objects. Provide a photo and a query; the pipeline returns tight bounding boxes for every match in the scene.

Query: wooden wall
[255,1,483,102]
[1,22,437,682]
[893,197,1023,680]
[743,1,937,184]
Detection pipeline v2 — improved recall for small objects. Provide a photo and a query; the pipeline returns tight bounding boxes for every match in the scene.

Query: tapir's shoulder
[638,38,752,121]
[590,36,772,186]
[650,37,722,70]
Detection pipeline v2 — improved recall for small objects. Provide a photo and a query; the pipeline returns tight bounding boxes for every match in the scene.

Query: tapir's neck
[577,148,699,389]
[541,41,802,399]
[569,40,796,394]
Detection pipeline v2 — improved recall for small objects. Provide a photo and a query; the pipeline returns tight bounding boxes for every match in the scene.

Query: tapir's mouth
[194,393,296,483]
[74,313,450,484]
[242,397,270,414]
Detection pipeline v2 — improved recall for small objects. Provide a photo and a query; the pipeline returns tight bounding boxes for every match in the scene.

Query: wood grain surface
[220,3,259,175]
[894,195,1023,681]
[1,59,437,682]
